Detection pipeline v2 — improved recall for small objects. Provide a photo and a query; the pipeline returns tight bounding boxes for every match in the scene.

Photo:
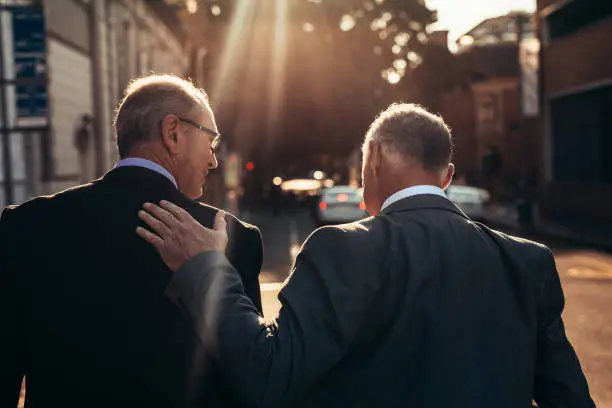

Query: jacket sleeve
[240,226,263,315]
[532,248,595,408]
[0,207,26,407]
[165,227,381,407]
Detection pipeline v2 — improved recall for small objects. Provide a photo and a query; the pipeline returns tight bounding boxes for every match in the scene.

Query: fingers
[159,200,191,222]
[136,226,164,250]
[142,202,178,228]
[138,209,172,238]
[213,210,227,232]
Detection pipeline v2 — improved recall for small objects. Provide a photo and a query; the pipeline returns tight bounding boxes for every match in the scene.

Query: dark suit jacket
[0,166,263,408]
[167,194,594,408]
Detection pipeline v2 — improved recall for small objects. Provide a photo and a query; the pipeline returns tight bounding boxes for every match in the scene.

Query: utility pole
[516,12,527,180]
[0,8,14,205]
[515,12,536,227]
[91,0,111,176]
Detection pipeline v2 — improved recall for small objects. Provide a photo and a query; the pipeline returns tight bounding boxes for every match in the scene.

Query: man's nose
[209,153,219,169]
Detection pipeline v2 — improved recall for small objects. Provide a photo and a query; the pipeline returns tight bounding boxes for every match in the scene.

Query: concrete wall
[47,39,93,180]
[40,0,191,195]
[45,0,93,193]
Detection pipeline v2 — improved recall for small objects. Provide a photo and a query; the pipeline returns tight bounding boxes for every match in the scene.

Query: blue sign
[11,6,48,125]
[15,84,47,119]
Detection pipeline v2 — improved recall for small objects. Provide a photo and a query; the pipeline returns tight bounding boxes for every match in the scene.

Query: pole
[516,13,527,179]
[107,9,119,165]
[0,9,14,205]
[91,0,111,176]
[515,13,535,226]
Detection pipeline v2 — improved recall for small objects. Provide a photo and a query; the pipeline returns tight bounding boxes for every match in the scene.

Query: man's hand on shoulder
[136,200,228,272]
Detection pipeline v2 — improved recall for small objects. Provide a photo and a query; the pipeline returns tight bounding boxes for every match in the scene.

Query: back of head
[363,103,453,173]
[114,74,209,158]
[360,103,454,214]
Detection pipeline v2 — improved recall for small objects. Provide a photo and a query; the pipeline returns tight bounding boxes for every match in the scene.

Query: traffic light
[245,161,255,171]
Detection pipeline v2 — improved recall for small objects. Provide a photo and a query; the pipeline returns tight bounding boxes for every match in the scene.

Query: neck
[123,146,176,178]
[378,167,442,205]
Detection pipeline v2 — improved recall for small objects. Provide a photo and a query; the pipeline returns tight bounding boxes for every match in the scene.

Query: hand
[136,200,228,272]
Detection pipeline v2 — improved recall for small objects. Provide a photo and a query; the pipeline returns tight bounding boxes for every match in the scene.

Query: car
[445,184,490,221]
[314,185,369,226]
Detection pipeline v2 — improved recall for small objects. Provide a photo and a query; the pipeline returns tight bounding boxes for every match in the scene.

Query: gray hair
[363,103,453,172]
[113,73,210,158]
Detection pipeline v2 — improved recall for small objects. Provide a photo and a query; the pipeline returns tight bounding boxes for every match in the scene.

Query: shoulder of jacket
[303,216,384,253]
[191,200,261,234]
[477,222,552,256]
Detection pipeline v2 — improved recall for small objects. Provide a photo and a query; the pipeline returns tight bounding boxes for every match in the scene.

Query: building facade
[456,11,535,50]
[537,0,612,223]
[45,0,191,194]
[0,0,192,206]
[438,12,539,193]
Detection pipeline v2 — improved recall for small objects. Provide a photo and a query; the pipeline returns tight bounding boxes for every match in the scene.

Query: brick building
[537,0,612,224]
[438,12,540,193]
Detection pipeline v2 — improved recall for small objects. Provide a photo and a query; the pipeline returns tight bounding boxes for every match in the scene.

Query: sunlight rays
[265,0,289,156]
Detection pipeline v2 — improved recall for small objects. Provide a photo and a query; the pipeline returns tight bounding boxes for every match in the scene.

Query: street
[246,208,612,408]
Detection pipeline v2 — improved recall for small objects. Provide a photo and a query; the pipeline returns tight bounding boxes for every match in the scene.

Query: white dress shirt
[380,185,447,212]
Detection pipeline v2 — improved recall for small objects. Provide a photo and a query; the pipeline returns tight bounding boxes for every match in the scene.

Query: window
[473,27,488,38]
[479,34,499,44]
[475,92,503,133]
[546,0,612,40]
[502,32,518,42]
[550,85,612,184]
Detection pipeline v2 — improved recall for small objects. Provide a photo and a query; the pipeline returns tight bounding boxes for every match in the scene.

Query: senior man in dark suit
[139,103,594,408]
[0,74,262,408]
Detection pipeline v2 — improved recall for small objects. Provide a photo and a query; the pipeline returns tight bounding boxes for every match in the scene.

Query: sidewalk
[483,204,612,252]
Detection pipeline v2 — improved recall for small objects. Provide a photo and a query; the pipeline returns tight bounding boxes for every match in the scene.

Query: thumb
[213,210,227,232]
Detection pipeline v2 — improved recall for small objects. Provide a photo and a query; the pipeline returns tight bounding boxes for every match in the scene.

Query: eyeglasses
[179,117,221,152]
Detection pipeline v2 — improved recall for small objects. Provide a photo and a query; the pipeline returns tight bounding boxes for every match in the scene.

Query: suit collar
[100,165,179,193]
[380,193,471,220]
[114,158,178,189]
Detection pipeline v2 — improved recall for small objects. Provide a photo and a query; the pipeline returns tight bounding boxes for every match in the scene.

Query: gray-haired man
[140,103,594,408]
[0,74,262,408]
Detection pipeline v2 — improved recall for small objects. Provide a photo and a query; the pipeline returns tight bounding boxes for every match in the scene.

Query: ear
[160,114,181,154]
[441,163,455,190]
[368,141,382,177]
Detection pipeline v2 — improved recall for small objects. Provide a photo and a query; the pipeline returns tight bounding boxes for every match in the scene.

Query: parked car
[314,186,368,226]
[445,184,490,221]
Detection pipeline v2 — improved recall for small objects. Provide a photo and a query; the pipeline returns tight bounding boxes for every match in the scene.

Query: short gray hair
[363,103,453,171]
[114,74,210,158]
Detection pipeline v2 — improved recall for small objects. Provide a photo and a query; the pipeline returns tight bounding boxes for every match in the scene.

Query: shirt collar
[114,158,178,189]
[380,185,447,212]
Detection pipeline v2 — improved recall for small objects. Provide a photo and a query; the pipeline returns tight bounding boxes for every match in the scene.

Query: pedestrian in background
[74,113,93,183]
[481,145,503,205]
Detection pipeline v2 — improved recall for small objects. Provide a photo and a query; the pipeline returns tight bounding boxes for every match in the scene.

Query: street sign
[11,6,48,127]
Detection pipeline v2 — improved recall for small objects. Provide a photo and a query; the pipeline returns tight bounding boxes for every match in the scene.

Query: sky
[426,0,536,47]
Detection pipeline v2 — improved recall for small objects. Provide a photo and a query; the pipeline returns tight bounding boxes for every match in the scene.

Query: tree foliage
[169,0,443,163]
[294,0,436,84]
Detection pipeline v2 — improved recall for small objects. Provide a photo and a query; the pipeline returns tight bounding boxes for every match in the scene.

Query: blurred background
[1,0,610,406]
